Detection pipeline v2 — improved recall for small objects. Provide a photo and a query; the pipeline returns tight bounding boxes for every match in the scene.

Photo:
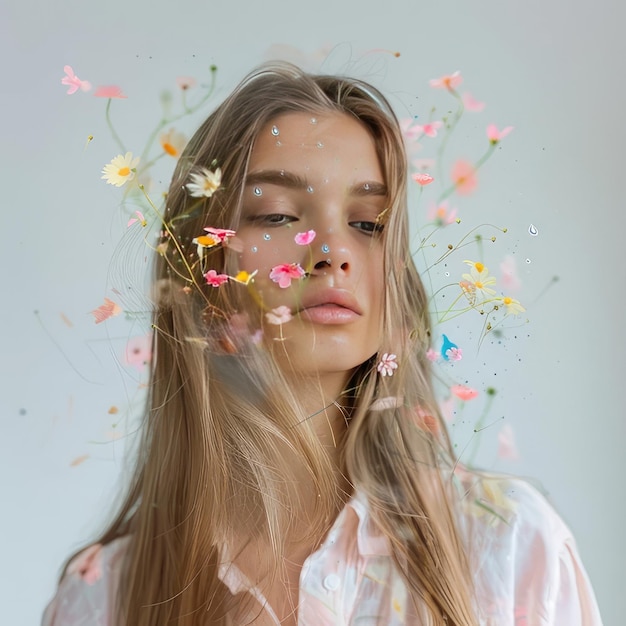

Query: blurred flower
[500,255,521,292]
[427,200,458,227]
[451,159,478,195]
[412,172,434,186]
[176,76,197,90]
[61,65,91,94]
[204,269,229,287]
[412,158,436,172]
[429,70,462,90]
[450,384,479,401]
[125,334,152,371]
[269,263,306,288]
[487,124,514,144]
[413,121,443,138]
[461,91,485,112]
[93,85,127,99]
[377,353,398,377]
[101,152,140,187]
[500,295,526,316]
[231,269,258,285]
[127,210,147,227]
[426,348,439,362]
[498,423,520,460]
[204,227,236,243]
[67,544,103,585]
[186,167,222,198]
[160,128,187,157]
[91,297,122,323]
[265,305,292,325]
[400,118,422,142]
[294,230,316,245]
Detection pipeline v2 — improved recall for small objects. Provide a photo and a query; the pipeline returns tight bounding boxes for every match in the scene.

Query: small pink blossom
[451,160,478,195]
[446,347,463,362]
[176,76,197,90]
[498,423,520,460]
[125,334,152,371]
[412,172,434,186]
[265,305,292,325]
[94,85,127,99]
[400,118,422,141]
[127,210,147,227]
[61,65,92,95]
[413,121,443,138]
[487,124,514,144]
[462,91,485,112]
[204,270,230,287]
[269,263,306,288]
[377,353,398,377]
[450,384,479,401]
[294,230,316,245]
[67,544,103,585]
[204,227,236,243]
[426,348,439,362]
[429,71,462,90]
[91,298,122,324]
[427,201,458,227]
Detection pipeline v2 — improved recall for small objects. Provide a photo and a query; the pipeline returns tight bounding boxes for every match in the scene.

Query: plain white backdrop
[1,1,623,624]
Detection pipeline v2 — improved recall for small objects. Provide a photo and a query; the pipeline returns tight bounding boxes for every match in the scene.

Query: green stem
[105,99,126,153]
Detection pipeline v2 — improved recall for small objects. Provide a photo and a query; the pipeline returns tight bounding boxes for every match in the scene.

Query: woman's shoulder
[42,537,130,626]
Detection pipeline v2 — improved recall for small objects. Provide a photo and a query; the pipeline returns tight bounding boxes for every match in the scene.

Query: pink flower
[451,160,478,195]
[91,298,122,324]
[498,423,520,460]
[450,384,479,401]
[125,334,152,371]
[446,347,463,362]
[487,124,514,144]
[265,305,292,325]
[461,91,485,112]
[500,255,521,292]
[269,263,306,288]
[61,65,91,95]
[400,118,422,141]
[67,544,103,585]
[203,227,236,243]
[127,210,147,227]
[412,172,434,186]
[377,353,398,377]
[427,201,458,227]
[204,269,230,287]
[294,230,316,245]
[429,71,462,90]
[94,85,127,99]
[176,76,197,90]
[413,121,443,138]
[426,348,438,362]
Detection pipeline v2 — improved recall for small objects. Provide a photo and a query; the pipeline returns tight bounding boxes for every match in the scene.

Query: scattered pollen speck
[19,408,26,416]
[108,406,119,415]
[70,454,89,467]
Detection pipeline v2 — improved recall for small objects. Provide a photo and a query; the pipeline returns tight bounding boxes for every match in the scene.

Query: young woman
[43,63,602,625]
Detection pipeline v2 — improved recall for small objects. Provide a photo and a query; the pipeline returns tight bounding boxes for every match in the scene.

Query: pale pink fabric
[42,476,603,625]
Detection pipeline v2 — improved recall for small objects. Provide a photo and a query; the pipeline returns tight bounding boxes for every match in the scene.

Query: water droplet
[444,271,450,277]
[363,183,370,191]
[271,125,279,136]
[321,243,330,253]
[306,185,314,193]
[525,258,531,264]
[310,117,317,124]
[253,187,262,196]
[251,246,258,253]
[528,223,538,236]
[263,233,271,241]
[316,141,324,148]
[275,140,282,147]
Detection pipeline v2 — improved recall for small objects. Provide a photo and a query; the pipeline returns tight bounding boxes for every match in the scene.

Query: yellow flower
[186,167,222,198]
[101,152,140,187]
[231,270,257,285]
[461,260,496,297]
[500,295,526,316]
[160,128,187,157]
[191,233,221,260]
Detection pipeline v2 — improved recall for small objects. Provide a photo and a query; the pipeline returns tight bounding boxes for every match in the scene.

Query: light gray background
[1,1,623,624]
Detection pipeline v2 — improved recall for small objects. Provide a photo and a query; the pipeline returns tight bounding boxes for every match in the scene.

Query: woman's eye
[249,213,297,226]
[350,221,384,235]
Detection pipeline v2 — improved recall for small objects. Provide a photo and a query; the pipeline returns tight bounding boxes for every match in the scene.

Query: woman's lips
[299,303,360,324]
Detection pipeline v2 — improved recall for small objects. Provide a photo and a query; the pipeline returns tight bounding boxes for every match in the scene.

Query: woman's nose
[309,234,353,275]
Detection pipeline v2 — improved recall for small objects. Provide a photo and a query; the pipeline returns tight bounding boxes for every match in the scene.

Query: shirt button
[323,573,341,591]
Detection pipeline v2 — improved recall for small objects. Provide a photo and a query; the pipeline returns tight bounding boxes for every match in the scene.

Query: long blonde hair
[79,62,478,625]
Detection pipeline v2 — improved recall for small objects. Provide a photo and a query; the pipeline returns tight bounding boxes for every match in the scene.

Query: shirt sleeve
[41,539,127,626]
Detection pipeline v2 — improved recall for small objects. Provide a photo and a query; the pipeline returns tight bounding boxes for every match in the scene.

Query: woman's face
[234,111,387,381]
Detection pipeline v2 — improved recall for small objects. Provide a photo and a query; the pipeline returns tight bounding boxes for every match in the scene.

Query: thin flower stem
[105,99,126,153]
[436,88,464,186]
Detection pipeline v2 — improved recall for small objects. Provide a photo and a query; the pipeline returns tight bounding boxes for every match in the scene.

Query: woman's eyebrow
[245,170,308,189]
[349,181,387,197]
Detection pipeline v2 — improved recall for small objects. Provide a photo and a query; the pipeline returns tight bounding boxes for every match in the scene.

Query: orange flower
[160,128,187,157]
